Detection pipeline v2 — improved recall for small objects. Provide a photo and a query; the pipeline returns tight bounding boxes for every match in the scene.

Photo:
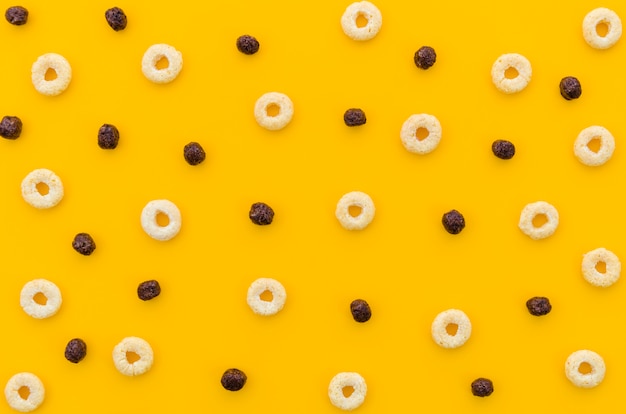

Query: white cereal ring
[518,201,559,240]
[582,247,621,287]
[21,168,64,209]
[491,53,532,94]
[31,53,72,96]
[574,126,615,166]
[583,8,622,49]
[141,44,183,84]
[431,309,472,349]
[565,350,606,388]
[400,113,442,154]
[140,199,181,241]
[112,336,154,376]
[247,278,287,316]
[340,1,382,41]
[20,279,62,319]
[328,372,367,410]
[335,191,375,230]
[254,92,294,131]
[4,372,45,412]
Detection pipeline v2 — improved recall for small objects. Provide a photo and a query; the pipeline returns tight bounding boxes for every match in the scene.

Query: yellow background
[1,1,625,412]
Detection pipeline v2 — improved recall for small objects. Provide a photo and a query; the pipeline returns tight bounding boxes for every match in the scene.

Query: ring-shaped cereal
[254,92,294,131]
[246,278,287,316]
[574,126,615,166]
[112,336,154,376]
[431,309,472,349]
[140,199,182,241]
[20,279,62,319]
[4,372,45,412]
[21,168,64,209]
[582,247,621,287]
[565,350,606,388]
[400,113,442,154]
[340,1,382,41]
[583,8,622,49]
[491,53,532,94]
[518,201,559,240]
[141,44,183,84]
[328,372,367,410]
[335,191,375,230]
[31,53,72,96]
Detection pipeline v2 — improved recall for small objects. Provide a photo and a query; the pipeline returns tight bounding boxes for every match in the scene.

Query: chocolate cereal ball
[105,7,127,31]
[491,139,516,159]
[5,6,28,25]
[471,378,494,397]
[64,338,87,363]
[236,35,260,55]
[249,202,274,225]
[0,116,23,139]
[559,76,582,100]
[350,299,372,323]
[98,124,120,149]
[442,210,465,234]
[414,46,437,70]
[526,296,552,316]
[137,280,161,301]
[183,142,206,165]
[221,368,247,391]
[343,108,367,127]
[72,233,96,256]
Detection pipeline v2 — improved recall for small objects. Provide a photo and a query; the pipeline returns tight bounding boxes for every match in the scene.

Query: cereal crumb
[471,378,494,397]
[442,210,465,234]
[526,296,552,316]
[0,116,23,139]
[560,76,582,100]
[249,202,274,225]
[5,6,28,25]
[343,108,367,127]
[414,46,437,69]
[137,280,161,301]
[64,338,87,363]
[221,368,247,391]
[350,299,372,322]
[492,139,516,159]
[98,124,120,149]
[236,35,260,55]
[183,142,206,165]
[105,7,127,31]
[72,233,96,256]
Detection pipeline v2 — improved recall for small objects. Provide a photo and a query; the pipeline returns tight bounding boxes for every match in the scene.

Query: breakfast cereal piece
[340,1,382,41]
[559,76,582,100]
[574,125,615,167]
[526,296,552,316]
[400,113,442,154]
[565,350,605,388]
[471,378,494,397]
[254,92,294,131]
[183,142,206,165]
[221,368,247,391]
[140,199,182,241]
[31,53,72,96]
[431,309,471,349]
[105,7,127,31]
[137,280,161,300]
[98,124,120,149]
[581,247,621,287]
[64,338,87,363]
[247,278,286,316]
[414,46,437,70]
[4,6,28,25]
[343,108,367,127]
[518,201,559,240]
[491,139,515,159]
[442,210,465,235]
[112,336,154,376]
[249,202,274,225]
[328,372,367,410]
[20,279,62,319]
[141,44,183,84]
[4,372,44,412]
[72,233,96,256]
[236,35,260,55]
[583,7,622,49]
[491,53,532,94]
[0,116,23,139]
[335,191,375,231]
[350,299,371,322]
[21,168,64,209]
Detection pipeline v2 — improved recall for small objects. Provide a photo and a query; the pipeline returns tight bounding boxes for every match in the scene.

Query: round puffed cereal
[246,278,286,316]
[328,372,367,410]
[31,53,72,96]
[574,126,615,167]
[335,191,375,230]
[583,8,622,49]
[400,113,442,154]
[565,350,606,388]
[140,199,182,241]
[141,44,183,84]
[340,1,382,41]
[20,279,62,319]
[431,309,472,349]
[112,336,154,376]
[21,168,64,209]
[581,247,621,287]
[518,201,559,240]
[4,372,45,412]
[491,53,532,94]
[254,92,294,131]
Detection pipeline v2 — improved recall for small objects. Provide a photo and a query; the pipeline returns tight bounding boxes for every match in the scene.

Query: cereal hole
[596,21,609,37]
[44,67,58,81]
[595,261,607,273]
[36,182,50,195]
[265,103,280,117]
[578,362,593,374]
[156,212,170,227]
[17,386,30,400]
[348,205,362,217]
[532,213,548,228]
[586,137,602,153]
[415,127,430,141]
[342,386,355,398]
[355,13,368,28]
[504,66,519,79]
[445,323,459,336]
[155,56,169,70]
[259,289,273,302]
[126,351,141,364]
[33,292,48,305]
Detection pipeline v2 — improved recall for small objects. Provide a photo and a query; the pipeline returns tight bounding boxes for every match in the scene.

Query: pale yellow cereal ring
[21,168,64,209]
[400,113,442,154]
[140,199,182,241]
[335,191,375,230]
[340,1,382,41]
[328,372,367,410]
[582,247,621,287]
[112,336,154,376]
[4,372,45,412]
[31,53,72,96]
[491,53,532,94]
[574,126,615,166]
[565,350,605,388]
[246,278,287,316]
[141,44,183,84]
[254,92,294,131]
[518,201,559,240]
[431,309,472,349]
[20,279,62,319]
[583,8,622,49]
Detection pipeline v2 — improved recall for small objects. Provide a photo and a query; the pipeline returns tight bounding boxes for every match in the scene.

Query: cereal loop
[574,126,615,167]
[21,168,64,209]
[335,191,375,230]
[140,199,182,241]
[583,8,622,49]
[328,372,367,410]
[491,53,532,94]
[31,53,72,96]
[431,309,472,349]
[254,92,294,131]
[247,278,287,316]
[582,247,621,287]
[565,350,606,388]
[20,279,62,319]
[400,113,442,154]
[340,1,382,41]
[112,336,154,376]
[141,44,183,84]
[4,372,45,412]
[518,201,559,240]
